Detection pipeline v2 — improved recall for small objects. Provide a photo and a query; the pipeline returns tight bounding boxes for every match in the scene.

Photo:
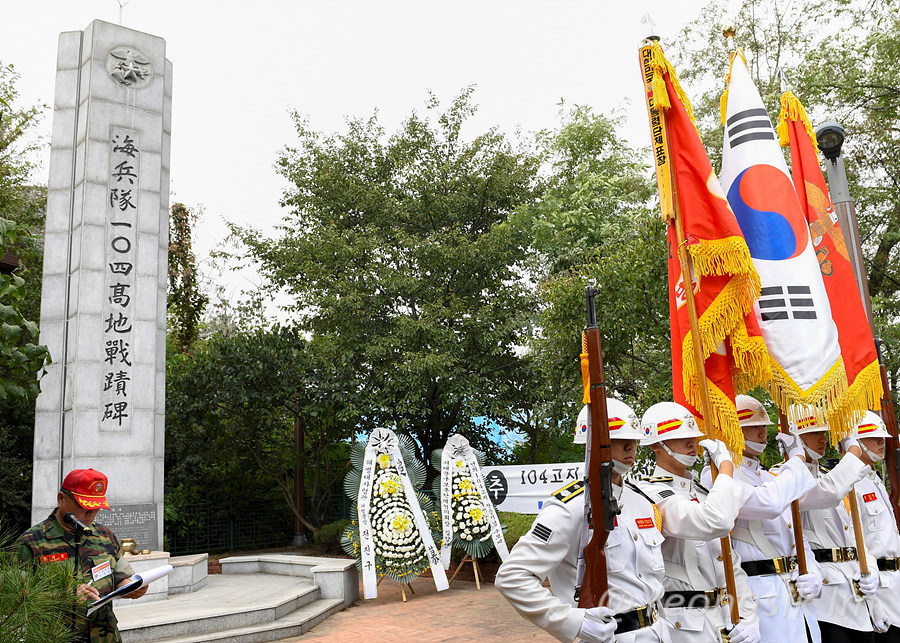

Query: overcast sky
[1,0,710,306]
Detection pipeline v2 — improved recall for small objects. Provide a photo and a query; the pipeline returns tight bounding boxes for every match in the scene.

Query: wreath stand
[377,574,416,602]
[448,554,482,590]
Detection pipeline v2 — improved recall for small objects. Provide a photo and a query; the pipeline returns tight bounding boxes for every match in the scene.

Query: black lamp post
[814,120,875,334]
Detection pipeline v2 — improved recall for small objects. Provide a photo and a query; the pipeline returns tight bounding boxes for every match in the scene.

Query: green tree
[167,202,208,355]
[0,62,48,533]
[509,105,666,463]
[166,325,354,534]
[0,534,80,643]
[232,89,542,464]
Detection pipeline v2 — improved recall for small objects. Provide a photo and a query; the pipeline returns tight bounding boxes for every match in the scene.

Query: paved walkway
[280,576,556,642]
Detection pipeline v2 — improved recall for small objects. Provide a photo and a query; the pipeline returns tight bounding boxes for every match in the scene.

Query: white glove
[699,438,733,469]
[840,435,860,453]
[728,619,761,643]
[792,571,823,600]
[578,606,617,643]
[855,570,879,595]
[776,432,806,460]
[870,598,892,633]
[874,614,892,634]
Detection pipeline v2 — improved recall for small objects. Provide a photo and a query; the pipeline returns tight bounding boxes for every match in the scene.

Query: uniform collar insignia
[742,457,761,472]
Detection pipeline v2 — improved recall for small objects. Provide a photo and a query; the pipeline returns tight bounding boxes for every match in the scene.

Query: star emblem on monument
[108,47,152,86]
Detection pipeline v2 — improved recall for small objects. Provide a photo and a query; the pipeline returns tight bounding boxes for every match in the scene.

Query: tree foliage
[508,106,666,463]
[232,89,542,465]
[0,62,47,534]
[167,202,208,355]
[0,533,80,643]
[166,325,355,533]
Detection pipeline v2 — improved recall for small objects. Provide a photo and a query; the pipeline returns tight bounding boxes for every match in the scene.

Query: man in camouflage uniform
[17,468,148,643]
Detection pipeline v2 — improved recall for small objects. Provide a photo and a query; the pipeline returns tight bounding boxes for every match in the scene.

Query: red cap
[62,469,110,510]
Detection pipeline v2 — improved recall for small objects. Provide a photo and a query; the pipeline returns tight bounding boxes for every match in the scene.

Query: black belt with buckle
[662,588,725,608]
[812,547,858,563]
[615,604,656,634]
[878,557,899,572]
[741,556,797,576]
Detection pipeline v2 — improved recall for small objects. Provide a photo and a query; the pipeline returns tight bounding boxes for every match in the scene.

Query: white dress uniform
[854,467,900,628]
[637,466,756,642]
[495,480,670,643]
[702,456,821,643]
[793,454,874,631]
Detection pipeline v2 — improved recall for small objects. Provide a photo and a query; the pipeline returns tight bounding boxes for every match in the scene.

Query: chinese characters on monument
[101,127,140,429]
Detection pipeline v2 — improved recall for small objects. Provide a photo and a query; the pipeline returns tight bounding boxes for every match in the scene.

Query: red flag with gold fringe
[776,91,883,432]
[640,40,771,454]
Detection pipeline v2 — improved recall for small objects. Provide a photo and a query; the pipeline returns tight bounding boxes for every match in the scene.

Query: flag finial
[723,25,737,51]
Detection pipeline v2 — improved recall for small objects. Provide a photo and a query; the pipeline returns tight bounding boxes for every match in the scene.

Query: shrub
[314,519,351,555]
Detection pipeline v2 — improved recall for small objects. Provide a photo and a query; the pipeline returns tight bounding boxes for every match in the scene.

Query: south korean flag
[719,56,841,400]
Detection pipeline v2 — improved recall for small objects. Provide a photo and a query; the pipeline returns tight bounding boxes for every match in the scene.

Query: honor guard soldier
[848,412,898,639]
[496,399,670,643]
[637,402,759,643]
[783,408,878,643]
[702,395,824,643]
[16,469,148,643]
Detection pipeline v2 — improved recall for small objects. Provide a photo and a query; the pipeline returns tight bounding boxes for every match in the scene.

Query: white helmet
[736,395,771,427]
[574,399,642,443]
[854,411,890,440]
[574,405,589,444]
[789,406,828,436]
[641,402,704,445]
[607,399,643,441]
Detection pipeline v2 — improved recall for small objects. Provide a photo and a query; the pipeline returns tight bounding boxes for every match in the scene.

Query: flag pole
[669,182,741,626]
[640,34,740,626]
[777,410,809,580]
[775,79,875,589]
[817,127,900,529]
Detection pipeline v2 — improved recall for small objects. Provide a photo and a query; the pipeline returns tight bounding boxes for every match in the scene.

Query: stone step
[144,597,345,643]
[118,574,320,642]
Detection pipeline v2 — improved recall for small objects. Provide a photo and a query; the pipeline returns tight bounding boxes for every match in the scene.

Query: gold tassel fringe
[687,373,746,464]
[729,321,773,393]
[768,356,850,440]
[581,332,590,404]
[825,359,885,443]
[776,90,819,151]
[720,50,749,126]
[686,236,760,287]
[648,41,696,126]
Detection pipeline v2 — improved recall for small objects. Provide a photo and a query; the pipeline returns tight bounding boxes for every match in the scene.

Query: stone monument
[32,19,171,551]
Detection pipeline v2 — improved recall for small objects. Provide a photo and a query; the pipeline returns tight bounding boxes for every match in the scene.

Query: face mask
[661,441,698,467]
[612,459,633,476]
[744,439,767,454]
[861,441,884,463]
[803,441,824,461]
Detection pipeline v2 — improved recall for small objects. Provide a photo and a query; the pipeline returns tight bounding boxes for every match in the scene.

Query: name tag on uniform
[91,560,112,582]
[635,517,655,529]
[40,552,68,563]
[863,493,878,503]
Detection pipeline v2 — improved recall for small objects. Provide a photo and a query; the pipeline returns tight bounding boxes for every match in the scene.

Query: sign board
[96,503,159,550]
[481,463,584,514]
